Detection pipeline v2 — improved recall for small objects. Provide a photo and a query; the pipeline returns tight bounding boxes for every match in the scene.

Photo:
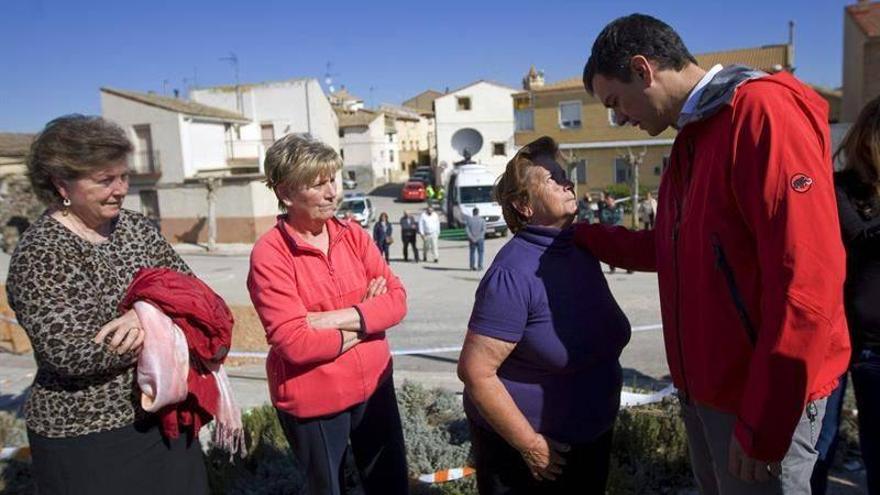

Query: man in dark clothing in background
[400,211,419,263]
[465,207,487,271]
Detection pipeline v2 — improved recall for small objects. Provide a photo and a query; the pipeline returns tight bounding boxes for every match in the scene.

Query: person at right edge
[577,14,850,494]
[831,96,880,494]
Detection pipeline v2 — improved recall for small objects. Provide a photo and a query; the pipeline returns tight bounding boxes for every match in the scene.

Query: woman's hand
[519,433,570,481]
[94,309,145,357]
[362,276,387,301]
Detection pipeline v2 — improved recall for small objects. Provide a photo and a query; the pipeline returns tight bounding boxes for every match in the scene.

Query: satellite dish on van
[451,128,483,163]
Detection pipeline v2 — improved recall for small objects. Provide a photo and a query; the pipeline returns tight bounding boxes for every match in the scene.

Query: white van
[445,164,508,237]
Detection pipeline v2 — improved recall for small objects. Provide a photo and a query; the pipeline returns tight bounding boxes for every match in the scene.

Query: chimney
[787,20,796,72]
[522,65,545,90]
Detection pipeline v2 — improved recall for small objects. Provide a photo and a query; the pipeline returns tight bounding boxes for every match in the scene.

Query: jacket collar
[676,65,766,129]
[276,215,349,255]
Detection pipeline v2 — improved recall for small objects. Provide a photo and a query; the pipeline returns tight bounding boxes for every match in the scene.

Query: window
[572,160,587,185]
[515,109,534,131]
[608,108,619,127]
[389,150,395,163]
[492,142,506,156]
[338,129,345,138]
[456,96,472,111]
[261,123,275,144]
[340,149,345,160]
[559,102,582,129]
[614,158,631,184]
[133,125,156,174]
[388,133,394,143]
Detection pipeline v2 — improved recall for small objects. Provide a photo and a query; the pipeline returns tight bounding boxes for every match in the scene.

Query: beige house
[842,0,880,122]
[379,104,434,173]
[513,44,795,193]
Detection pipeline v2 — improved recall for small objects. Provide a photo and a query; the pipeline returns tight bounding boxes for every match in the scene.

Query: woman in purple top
[457,136,631,494]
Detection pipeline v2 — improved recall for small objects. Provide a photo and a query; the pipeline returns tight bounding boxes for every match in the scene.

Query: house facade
[434,80,518,181]
[336,109,404,187]
[513,44,795,194]
[102,87,278,244]
[842,0,880,122]
[191,78,340,160]
[379,104,433,173]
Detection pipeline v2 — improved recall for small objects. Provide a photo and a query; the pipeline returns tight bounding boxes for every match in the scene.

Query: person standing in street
[465,207,487,271]
[638,191,657,230]
[577,191,595,223]
[598,193,623,273]
[577,14,850,494]
[418,205,441,263]
[399,211,419,263]
[373,212,393,263]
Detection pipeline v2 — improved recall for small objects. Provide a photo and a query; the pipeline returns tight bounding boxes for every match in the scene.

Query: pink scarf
[134,301,245,456]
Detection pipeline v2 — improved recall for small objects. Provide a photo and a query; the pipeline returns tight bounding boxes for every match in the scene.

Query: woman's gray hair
[27,114,133,205]
[263,134,342,211]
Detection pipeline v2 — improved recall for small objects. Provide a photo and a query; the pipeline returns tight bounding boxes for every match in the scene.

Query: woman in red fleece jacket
[247,134,409,495]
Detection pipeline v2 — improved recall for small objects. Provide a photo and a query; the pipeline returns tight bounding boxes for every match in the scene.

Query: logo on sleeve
[790,173,813,193]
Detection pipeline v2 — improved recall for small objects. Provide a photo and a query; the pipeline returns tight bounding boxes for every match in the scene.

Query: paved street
[0,190,668,410]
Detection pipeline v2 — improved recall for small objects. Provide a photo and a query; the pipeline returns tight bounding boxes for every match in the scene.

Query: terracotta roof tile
[847,1,880,37]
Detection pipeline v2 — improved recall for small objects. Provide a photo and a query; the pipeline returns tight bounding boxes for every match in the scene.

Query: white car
[335,194,374,228]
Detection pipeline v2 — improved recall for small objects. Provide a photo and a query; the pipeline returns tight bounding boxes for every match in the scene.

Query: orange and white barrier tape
[417,466,475,483]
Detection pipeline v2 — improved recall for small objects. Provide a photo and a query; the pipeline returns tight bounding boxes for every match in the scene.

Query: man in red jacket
[578,14,851,494]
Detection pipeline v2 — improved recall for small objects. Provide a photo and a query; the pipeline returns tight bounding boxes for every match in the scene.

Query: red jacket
[247,216,407,418]
[120,267,234,439]
[575,70,850,462]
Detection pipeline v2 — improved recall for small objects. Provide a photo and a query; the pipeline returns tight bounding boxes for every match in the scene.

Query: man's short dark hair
[583,14,697,94]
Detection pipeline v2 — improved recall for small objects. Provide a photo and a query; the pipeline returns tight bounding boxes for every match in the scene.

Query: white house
[190,78,339,157]
[101,87,278,244]
[379,104,434,174]
[434,80,518,181]
[336,109,404,187]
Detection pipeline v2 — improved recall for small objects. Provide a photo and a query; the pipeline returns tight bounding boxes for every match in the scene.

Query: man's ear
[630,55,655,88]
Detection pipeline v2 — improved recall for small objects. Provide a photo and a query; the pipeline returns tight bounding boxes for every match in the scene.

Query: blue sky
[0,0,849,132]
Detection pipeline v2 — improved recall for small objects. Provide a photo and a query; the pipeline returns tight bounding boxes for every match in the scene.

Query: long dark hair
[835,95,880,217]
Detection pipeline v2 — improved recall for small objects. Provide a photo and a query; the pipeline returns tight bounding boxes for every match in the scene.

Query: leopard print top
[6,209,191,438]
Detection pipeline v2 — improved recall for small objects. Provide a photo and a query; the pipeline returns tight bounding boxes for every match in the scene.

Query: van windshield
[339,200,366,213]
[459,186,494,204]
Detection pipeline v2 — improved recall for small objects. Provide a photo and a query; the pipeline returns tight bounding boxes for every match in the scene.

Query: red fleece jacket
[121,267,234,439]
[575,72,850,461]
[247,216,407,419]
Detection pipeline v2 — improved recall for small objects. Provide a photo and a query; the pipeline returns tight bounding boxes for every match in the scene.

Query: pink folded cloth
[134,301,189,412]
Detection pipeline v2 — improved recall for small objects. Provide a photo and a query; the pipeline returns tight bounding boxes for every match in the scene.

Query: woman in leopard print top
[6,115,208,494]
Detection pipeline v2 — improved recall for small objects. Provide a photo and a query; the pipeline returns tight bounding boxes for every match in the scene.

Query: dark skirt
[28,418,207,495]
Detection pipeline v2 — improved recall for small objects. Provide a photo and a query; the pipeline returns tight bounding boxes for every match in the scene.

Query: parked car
[400,180,427,202]
[342,177,357,190]
[335,193,374,228]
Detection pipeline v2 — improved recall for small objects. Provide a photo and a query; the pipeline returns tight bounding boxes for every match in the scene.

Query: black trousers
[469,422,613,495]
[401,233,418,262]
[276,375,409,495]
[28,417,207,495]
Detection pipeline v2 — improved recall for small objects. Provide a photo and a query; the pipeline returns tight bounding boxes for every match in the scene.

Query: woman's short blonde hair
[263,134,342,211]
[494,136,565,233]
[27,114,133,205]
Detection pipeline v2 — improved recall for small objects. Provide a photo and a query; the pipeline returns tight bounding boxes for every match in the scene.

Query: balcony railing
[226,139,274,161]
